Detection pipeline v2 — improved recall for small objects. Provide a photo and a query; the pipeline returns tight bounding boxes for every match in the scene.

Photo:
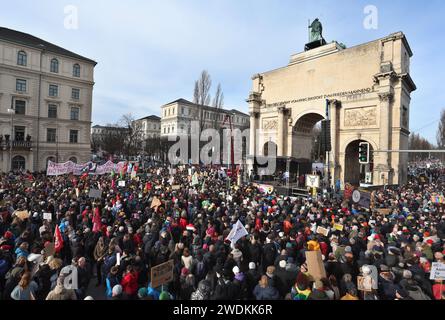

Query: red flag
[111,179,116,189]
[54,225,64,253]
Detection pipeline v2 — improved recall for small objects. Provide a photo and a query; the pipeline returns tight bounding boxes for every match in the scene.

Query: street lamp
[7,108,14,171]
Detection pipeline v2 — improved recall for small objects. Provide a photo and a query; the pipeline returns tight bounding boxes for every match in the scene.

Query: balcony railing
[0,140,32,150]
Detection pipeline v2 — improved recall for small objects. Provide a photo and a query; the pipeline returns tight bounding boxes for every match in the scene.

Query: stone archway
[344,139,374,185]
[292,112,325,160]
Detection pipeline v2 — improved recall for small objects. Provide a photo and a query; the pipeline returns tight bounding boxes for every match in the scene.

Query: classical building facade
[160,98,249,136]
[135,115,161,139]
[0,27,96,172]
[248,32,416,186]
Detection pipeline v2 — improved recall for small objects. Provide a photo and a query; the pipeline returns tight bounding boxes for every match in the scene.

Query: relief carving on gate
[262,118,278,130]
[344,106,377,127]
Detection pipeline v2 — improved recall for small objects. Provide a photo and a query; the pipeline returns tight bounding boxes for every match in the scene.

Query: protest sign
[88,188,102,199]
[44,242,55,257]
[118,180,126,187]
[333,223,344,231]
[151,197,162,209]
[14,210,30,221]
[172,185,181,190]
[376,208,391,215]
[151,260,174,289]
[306,175,320,188]
[316,226,329,237]
[357,276,373,292]
[43,212,52,221]
[305,250,326,281]
[226,220,248,248]
[430,262,445,280]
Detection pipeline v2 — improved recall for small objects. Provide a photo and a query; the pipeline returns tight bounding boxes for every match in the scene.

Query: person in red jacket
[121,265,139,299]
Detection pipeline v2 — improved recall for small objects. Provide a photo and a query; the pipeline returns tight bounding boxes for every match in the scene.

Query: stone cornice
[398,73,417,93]
[378,92,394,102]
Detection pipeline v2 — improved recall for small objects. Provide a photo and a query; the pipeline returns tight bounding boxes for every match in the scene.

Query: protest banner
[47,160,126,176]
[151,259,174,289]
[88,188,102,199]
[316,226,329,237]
[305,250,326,281]
[430,262,445,280]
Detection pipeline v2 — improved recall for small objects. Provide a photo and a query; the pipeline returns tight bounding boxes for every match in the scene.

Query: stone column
[377,92,393,184]
[329,99,340,187]
[246,91,262,172]
[277,106,289,157]
[249,111,258,158]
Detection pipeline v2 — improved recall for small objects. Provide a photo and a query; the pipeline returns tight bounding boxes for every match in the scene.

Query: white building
[0,27,96,171]
[160,98,249,137]
[135,115,161,139]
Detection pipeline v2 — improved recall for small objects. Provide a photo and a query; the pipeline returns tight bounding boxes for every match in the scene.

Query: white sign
[430,262,445,280]
[226,220,248,248]
[306,175,320,188]
[118,180,126,187]
[352,190,361,203]
[116,252,121,266]
[43,212,52,221]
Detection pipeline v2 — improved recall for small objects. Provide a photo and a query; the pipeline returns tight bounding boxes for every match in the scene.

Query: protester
[0,160,444,301]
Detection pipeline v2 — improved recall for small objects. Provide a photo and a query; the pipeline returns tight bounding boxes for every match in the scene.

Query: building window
[47,128,56,143]
[69,130,78,143]
[12,156,26,170]
[72,88,80,100]
[14,126,25,141]
[70,107,79,120]
[73,64,80,77]
[16,79,27,92]
[15,100,26,115]
[164,127,166,134]
[50,58,59,73]
[17,51,27,66]
[49,84,58,97]
[48,104,58,118]
[69,157,77,163]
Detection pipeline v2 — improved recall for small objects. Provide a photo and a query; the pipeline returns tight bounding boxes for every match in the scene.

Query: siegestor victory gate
[247,31,416,187]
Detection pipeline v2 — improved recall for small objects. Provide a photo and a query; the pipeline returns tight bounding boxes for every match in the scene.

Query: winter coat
[46,284,77,300]
[253,285,279,300]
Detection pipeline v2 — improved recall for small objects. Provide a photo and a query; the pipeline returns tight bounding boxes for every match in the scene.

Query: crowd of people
[0,163,444,301]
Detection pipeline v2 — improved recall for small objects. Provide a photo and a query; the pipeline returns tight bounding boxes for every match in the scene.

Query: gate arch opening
[292,112,325,161]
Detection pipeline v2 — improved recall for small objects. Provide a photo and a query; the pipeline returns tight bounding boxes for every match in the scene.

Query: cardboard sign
[14,210,30,221]
[305,250,326,281]
[151,259,174,289]
[430,262,445,280]
[357,276,373,292]
[171,185,181,190]
[376,208,391,216]
[43,212,52,221]
[116,252,121,266]
[118,180,126,187]
[88,188,102,199]
[316,226,329,237]
[44,242,55,257]
[150,197,162,209]
[333,223,344,231]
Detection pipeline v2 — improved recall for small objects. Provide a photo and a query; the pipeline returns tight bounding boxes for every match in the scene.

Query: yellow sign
[333,223,344,231]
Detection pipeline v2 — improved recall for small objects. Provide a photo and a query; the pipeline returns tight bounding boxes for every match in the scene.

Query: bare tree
[193,70,212,131]
[410,132,434,161]
[120,114,144,159]
[212,83,224,130]
[437,109,445,149]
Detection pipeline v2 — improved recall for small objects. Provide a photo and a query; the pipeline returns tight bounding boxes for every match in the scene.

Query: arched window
[12,155,26,170]
[69,157,77,163]
[50,58,59,73]
[73,63,80,77]
[17,51,27,66]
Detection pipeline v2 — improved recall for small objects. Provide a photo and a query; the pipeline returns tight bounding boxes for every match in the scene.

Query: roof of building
[137,115,161,121]
[92,125,128,130]
[0,27,97,65]
[162,98,249,117]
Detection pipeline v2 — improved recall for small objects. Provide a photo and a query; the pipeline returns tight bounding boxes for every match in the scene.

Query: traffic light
[358,142,369,164]
[320,120,331,152]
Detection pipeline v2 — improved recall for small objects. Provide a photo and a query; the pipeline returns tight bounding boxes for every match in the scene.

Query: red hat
[4,231,13,239]
[374,234,380,240]
[426,239,434,245]
[181,267,189,276]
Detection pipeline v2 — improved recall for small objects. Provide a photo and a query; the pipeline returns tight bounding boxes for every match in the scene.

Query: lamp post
[7,108,14,171]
